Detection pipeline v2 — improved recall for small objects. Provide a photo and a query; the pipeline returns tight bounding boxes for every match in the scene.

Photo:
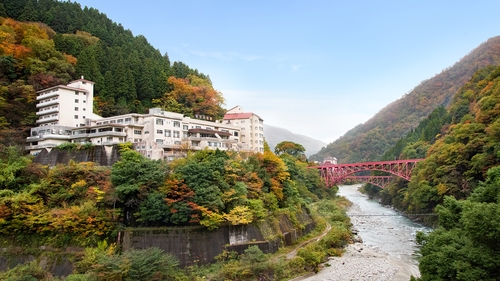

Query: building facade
[26,79,256,160]
[223,106,265,152]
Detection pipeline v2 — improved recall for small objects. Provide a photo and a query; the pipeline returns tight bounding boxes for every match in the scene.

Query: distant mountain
[310,36,500,163]
[264,124,326,157]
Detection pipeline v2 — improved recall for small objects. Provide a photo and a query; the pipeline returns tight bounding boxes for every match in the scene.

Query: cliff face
[33,145,121,166]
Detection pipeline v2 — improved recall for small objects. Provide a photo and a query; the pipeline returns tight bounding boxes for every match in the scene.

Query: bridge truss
[313,159,424,188]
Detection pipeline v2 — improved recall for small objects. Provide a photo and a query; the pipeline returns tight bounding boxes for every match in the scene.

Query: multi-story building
[26,79,254,160]
[223,106,265,152]
[27,77,101,151]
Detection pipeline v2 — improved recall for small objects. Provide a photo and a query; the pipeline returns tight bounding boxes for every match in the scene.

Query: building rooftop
[223,113,255,120]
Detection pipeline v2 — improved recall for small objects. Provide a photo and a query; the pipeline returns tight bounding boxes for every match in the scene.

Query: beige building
[26,80,255,160]
[223,106,264,152]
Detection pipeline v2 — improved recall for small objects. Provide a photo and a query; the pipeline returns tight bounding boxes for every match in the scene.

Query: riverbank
[294,185,423,281]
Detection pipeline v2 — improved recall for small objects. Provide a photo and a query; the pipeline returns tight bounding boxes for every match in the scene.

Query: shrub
[297,244,326,272]
[0,261,53,281]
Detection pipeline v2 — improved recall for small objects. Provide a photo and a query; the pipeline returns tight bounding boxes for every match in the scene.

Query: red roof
[223,113,254,120]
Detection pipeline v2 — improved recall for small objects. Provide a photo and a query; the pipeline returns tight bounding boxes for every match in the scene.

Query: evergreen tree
[0,3,7,17]
[18,0,38,22]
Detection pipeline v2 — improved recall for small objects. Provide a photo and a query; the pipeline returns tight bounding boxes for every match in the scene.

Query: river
[300,184,430,281]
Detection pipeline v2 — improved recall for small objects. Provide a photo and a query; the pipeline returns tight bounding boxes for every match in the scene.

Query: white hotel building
[26,78,263,160]
[223,106,265,153]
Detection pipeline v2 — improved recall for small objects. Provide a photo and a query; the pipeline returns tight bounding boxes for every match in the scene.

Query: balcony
[86,131,127,138]
[26,134,70,142]
[36,91,59,101]
[36,99,59,108]
[36,116,58,124]
[36,108,58,116]
[69,131,126,139]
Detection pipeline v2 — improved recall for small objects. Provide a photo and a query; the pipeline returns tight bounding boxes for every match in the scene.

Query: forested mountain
[371,63,500,281]
[264,124,326,157]
[310,36,500,163]
[0,0,224,149]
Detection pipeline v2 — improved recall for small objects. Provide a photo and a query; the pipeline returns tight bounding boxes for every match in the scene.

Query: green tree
[18,0,38,22]
[416,166,500,281]
[111,150,167,226]
[274,141,306,160]
[0,146,32,191]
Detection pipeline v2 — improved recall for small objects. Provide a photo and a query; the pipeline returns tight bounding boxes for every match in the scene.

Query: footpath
[288,202,421,281]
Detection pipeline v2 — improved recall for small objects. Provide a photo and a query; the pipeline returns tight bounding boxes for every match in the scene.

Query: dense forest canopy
[310,36,500,163]
[362,64,500,280]
[0,0,225,149]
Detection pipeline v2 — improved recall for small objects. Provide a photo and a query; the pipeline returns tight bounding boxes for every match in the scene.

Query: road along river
[299,184,430,281]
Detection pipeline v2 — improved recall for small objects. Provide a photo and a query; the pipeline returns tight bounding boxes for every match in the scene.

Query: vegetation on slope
[364,65,500,279]
[0,142,329,245]
[0,141,355,280]
[310,36,500,163]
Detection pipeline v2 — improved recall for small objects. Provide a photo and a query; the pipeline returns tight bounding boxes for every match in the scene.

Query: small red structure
[312,159,424,188]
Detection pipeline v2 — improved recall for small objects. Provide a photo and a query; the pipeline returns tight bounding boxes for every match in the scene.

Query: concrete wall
[33,145,120,166]
[122,212,316,267]
[0,212,315,275]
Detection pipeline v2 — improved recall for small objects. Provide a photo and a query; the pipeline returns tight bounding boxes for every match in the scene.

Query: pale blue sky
[75,0,500,143]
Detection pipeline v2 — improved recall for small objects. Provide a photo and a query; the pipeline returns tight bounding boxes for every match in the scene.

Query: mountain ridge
[310,36,500,163]
[264,124,326,157]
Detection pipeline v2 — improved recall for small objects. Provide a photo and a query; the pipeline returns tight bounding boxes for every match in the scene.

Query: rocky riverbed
[295,185,424,281]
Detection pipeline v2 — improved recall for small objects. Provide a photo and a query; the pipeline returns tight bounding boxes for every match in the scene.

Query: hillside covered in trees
[310,36,500,163]
[0,0,225,149]
[362,64,500,280]
[0,142,348,280]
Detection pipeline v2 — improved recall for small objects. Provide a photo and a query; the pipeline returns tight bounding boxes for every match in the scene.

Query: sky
[73,0,500,144]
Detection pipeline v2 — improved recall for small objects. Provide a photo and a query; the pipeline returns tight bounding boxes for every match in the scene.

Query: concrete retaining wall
[122,212,315,267]
[33,145,120,166]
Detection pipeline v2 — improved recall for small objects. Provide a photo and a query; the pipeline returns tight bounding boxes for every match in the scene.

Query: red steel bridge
[312,159,424,189]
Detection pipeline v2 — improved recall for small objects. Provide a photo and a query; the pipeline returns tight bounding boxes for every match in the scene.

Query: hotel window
[173,131,180,138]
[134,130,142,135]
[75,99,79,103]
[124,118,131,123]
[196,126,201,129]
[75,91,79,95]
[173,121,180,127]
[156,139,163,144]
[174,141,181,145]
[183,125,188,130]
[165,130,171,137]
[83,108,86,111]
[255,133,258,136]
[206,127,212,130]
[107,137,113,142]
[74,115,78,119]
[75,107,78,111]
[156,118,164,125]
[157,129,163,134]
[183,132,188,138]
[241,120,245,123]
[117,119,123,124]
